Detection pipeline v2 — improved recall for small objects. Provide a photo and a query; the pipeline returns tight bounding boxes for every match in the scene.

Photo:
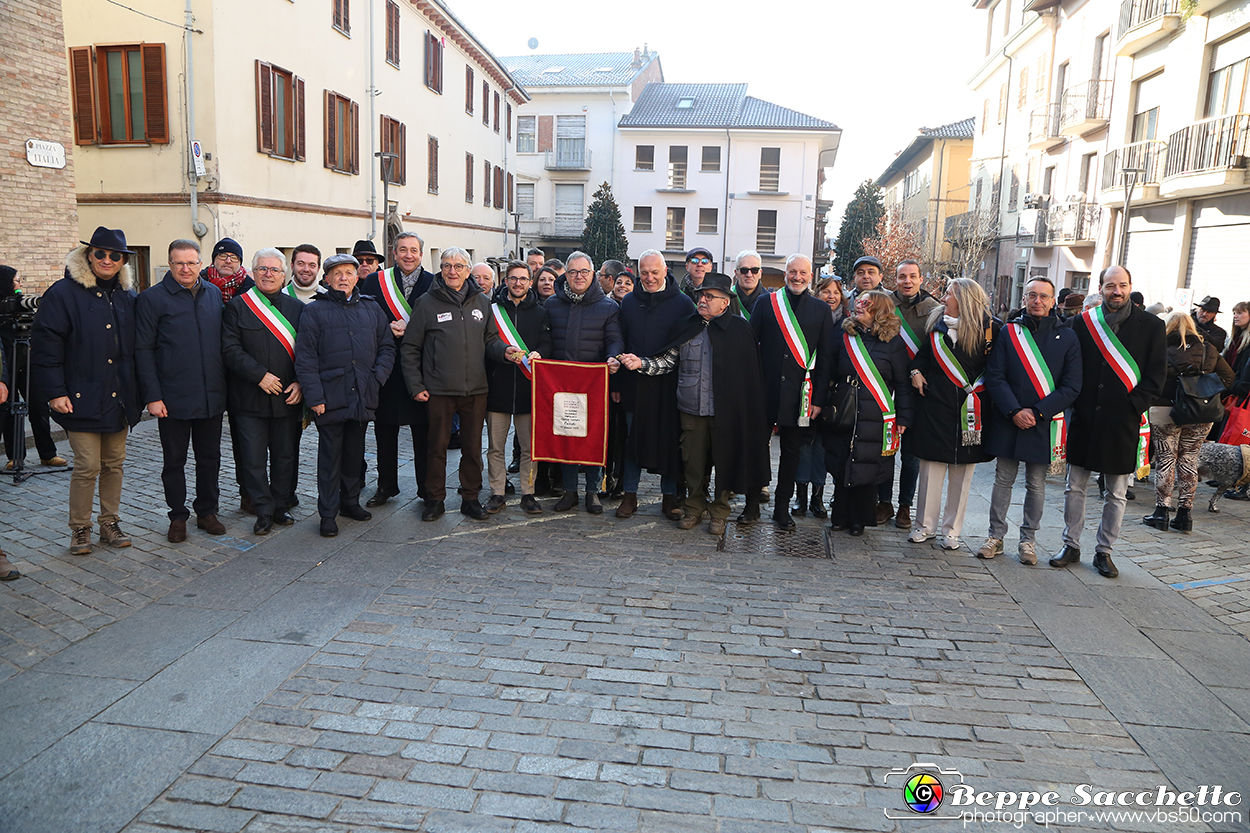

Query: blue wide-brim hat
[80,226,135,254]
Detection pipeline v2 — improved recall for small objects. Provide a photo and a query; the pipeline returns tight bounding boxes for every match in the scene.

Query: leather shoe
[421,500,445,521]
[272,510,295,526]
[461,499,488,520]
[366,487,399,507]
[661,494,682,520]
[167,518,187,543]
[319,517,338,537]
[1094,552,1119,578]
[616,492,638,518]
[876,501,893,525]
[849,524,865,536]
[254,515,273,535]
[829,520,848,531]
[553,491,578,512]
[196,515,226,535]
[339,504,372,522]
[1049,544,1081,568]
[773,509,795,531]
[520,494,542,514]
[585,492,603,514]
[485,495,506,514]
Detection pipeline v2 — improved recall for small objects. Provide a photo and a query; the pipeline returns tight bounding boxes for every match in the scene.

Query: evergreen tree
[832,180,885,279]
[581,182,630,266]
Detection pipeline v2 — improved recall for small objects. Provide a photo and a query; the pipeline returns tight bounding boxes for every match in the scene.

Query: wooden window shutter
[333,0,342,30]
[424,32,432,87]
[537,115,553,152]
[482,81,489,125]
[493,92,500,133]
[324,90,337,170]
[484,159,491,205]
[398,122,406,184]
[69,46,97,145]
[506,103,512,141]
[494,166,503,209]
[141,43,169,143]
[294,75,306,161]
[386,1,399,64]
[350,99,360,174]
[256,61,274,153]
[466,66,474,112]
[507,172,514,212]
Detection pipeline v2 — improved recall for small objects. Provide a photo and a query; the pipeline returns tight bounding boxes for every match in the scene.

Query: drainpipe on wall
[368,0,377,242]
[185,0,206,239]
[721,126,732,269]
[991,43,1014,298]
[504,82,515,252]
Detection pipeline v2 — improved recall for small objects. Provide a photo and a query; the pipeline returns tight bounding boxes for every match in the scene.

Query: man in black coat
[751,254,835,530]
[32,227,143,558]
[484,261,552,515]
[611,249,699,520]
[359,231,435,507]
[1193,296,1227,352]
[136,239,229,544]
[730,250,771,321]
[222,248,305,535]
[1052,265,1166,578]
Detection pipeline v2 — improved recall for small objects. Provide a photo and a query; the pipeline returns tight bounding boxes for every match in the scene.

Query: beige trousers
[914,459,977,543]
[67,430,128,528]
[486,412,533,496]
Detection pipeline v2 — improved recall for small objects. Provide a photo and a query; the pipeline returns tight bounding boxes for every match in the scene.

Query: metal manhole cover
[718,522,832,558]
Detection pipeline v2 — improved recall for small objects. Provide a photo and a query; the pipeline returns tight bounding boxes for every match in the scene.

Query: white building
[616,83,841,277]
[500,49,663,261]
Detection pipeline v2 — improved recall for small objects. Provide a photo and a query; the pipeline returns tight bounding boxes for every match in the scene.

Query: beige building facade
[64,0,527,288]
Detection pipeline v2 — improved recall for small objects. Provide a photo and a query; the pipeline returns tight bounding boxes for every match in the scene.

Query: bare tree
[945,201,1000,285]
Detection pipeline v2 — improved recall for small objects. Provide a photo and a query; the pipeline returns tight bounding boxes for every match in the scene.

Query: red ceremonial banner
[531,359,609,466]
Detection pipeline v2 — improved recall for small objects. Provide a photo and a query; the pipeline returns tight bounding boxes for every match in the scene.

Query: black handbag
[1171,372,1226,425]
[817,377,858,434]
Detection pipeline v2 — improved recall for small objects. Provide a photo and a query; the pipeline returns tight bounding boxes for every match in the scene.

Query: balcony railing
[1059,79,1113,135]
[1102,140,1167,190]
[1117,0,1181,41]
[1028,104,1063,148]
[1164,113,1250,178]
[1045,201,1101,245]
[544,147,591,170]
[668,161,688,190]
[944,209,1000,242]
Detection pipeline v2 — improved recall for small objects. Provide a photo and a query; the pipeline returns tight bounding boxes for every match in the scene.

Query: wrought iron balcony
[1028,104,1064,150]
[1164,113,1250,178]
[944,209,1000,243]
[1102,140,1166,190]
[1116,0,1182,54]
[1045,201,1100,246]
[544,148,591,171]
[1059,79,1113,136]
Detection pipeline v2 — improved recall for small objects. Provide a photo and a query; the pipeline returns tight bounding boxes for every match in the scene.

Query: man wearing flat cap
[201,237,253,306]
[32,227,143,558]
[679,247,715,300]
[1193,296,1227,352]
[352,239,385,282]
[847,255,884,305]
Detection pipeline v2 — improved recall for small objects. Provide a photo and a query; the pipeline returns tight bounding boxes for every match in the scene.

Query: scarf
[205,266,250,304]
[943,314,960,330]
[1101,301,1131,333]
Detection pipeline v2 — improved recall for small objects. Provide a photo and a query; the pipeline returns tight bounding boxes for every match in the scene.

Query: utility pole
[376,152,398,257]
[1119,167,1143,266]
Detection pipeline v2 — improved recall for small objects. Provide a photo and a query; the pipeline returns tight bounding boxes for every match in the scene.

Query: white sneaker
[977,537,1003,559]
[939,538,962,551]
[1018,541,1037,565]
[908,530,937,543]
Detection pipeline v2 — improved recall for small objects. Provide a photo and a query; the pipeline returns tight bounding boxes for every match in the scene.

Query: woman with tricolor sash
[824,290,914,536]
[902,279,998,551]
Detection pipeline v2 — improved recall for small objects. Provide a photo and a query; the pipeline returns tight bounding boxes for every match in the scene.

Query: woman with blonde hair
[906,278,1000,550]
[1143,311,1234,531]
[824,290,914,535]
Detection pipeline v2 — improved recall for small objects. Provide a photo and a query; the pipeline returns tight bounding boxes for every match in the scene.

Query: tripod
[6,334,36,484]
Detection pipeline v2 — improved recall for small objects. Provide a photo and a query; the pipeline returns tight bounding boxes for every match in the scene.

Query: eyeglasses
[215,253,240,263]
[170,260,201,271]
[441,263,468,272]
[738,266,761,275]
[255,266,284,275]
[93,249,124,262]
[358,257,379,264]
[566,268,594,279]
[1024,292,1053,301]
[505,274,532,282]
[688,257,711,266]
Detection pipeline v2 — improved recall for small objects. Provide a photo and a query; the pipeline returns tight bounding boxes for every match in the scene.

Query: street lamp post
[375,151,399,256]
[510,211,522,259]
[1120,166,1144,266]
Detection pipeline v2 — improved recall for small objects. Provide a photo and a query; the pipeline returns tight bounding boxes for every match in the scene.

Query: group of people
[1,223,1244,585]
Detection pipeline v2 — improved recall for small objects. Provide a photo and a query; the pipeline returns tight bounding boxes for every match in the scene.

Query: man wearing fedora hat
[32,227,144,557]
[352,239,385,282]
[1194,296,1227,352]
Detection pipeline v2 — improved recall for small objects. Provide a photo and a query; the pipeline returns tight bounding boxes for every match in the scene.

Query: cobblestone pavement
[1,422,1249,832]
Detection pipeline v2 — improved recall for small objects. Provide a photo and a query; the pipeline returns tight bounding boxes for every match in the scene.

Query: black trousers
[426,394,487,502]
[831,482,879,527]
[158,415,223,521]
[316,419,367,519]
[774,425,814,507]
[374,414,429,500]
[234,412,301,516]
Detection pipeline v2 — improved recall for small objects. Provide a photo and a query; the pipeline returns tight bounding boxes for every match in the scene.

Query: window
[1042,165,1055,196]
[494,92,501,133]
[668,146,687,188]
[759,147,781,191]
[427,135,438,193]
[1133,72,1163,141]
[666,207,685,249]
[1008,165,1019,211]
[254,60,305,160]
[333,0,350,35]
[998,82,1008,123]
[555,115,586,167]
[1027,156,1038,194]
[494,166,504,209]
[975,178,984,209]
[324,90,359,174]
[517,115,535,152]
[385,0,399,65]
[483,159,491,206]
[506,103,512,141]
[465,66,474,114]
[1079,152,1096,197]
[465,152,474,202]
[698,208,717,234]
[380,115,406,185]
[424,31,443,93]
[516,182,534,219]
[1018,66,1028,108]
[554,183,584,235]
[636,145,654,171]
[69,44,170,145]
[482,81,489,125]
[701,146,720,172]
[756,210,777,254]
[1036,53,1047,97]
[1205,30,1250,117]
[633,206,652,232]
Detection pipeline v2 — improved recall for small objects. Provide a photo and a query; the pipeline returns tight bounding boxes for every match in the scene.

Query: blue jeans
[877,450,919,505]
[621,412,676,495]
[796,435,827,486]
[562,464,601,494]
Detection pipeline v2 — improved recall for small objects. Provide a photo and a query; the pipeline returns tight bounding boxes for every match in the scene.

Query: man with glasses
[286,244,322,304]
[485,261,551,514]
[361,232,435,508]
[201,237,253,305]
[32,227,143,558]
[979,276,1081,564]
[731,250,771,320]
[352,239,385,282]
[680,247,714,300]
[136,239,229,543]
[401,247,505,522]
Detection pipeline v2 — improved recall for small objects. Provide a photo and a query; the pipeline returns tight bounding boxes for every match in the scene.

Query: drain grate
[718,522,832,558]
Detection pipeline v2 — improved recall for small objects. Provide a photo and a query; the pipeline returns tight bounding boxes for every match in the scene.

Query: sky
[451,0,985,230]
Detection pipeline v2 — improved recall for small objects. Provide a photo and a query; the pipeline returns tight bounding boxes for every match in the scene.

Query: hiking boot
[70,525,92,556]
[616,492,638,518]
[876,501,894,525]
[977,537,1003,560]
[677,512,700,530]
[707,517,727,536]
[485,494,506,514]
[98,520,132,547]
[894,503,912,529]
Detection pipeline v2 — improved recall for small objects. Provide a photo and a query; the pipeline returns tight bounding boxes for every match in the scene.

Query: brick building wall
[0,3,79,292]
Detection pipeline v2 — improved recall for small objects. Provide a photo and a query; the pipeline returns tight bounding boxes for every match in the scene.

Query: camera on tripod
[0,293,40,333]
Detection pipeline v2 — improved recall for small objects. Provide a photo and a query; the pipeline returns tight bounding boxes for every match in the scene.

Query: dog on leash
[1197,442,1250,512]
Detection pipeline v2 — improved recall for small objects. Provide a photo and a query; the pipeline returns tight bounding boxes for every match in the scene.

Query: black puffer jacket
[1152,331,1234,406]
[485,288,552,414]
[905,316,1000,465]
[135,272,227,420]
[544,277,623,362]
[294,287,394,424]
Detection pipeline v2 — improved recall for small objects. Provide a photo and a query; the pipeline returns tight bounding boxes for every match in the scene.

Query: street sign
[26,139,66,169]
[191,141,206,177]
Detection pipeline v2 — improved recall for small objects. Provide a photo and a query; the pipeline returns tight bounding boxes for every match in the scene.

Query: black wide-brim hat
[351,239,385,264]
[80,226,135,254]
[694,272,733,296]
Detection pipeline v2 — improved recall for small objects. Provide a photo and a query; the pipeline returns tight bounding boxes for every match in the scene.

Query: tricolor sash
[1006,323,1067,474]
[1081,305,1150,477]
[240,288,297,360]
[491,303,533,380]
[930,331,986,446]
[377,267,413,324]
[894,310,922,359]
[844,332,900,455]
[284,284,298,299]
[771,291,816,426]
[732,286,752,321]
